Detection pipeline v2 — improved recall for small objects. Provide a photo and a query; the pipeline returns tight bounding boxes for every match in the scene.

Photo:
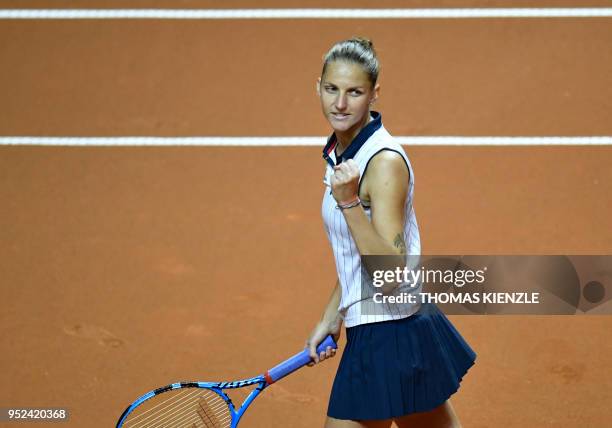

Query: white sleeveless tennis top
[321,111,421,328]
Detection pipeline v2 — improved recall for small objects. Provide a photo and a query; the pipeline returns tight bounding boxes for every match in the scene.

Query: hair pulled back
[321,37,379,87]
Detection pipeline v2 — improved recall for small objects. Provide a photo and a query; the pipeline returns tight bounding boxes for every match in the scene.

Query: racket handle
[265,335,337,384]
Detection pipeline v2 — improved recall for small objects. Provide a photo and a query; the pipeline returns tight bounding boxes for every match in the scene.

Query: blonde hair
[321,37,379,86]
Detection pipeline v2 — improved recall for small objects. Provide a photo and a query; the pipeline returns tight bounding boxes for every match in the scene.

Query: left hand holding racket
[306,320,341,366]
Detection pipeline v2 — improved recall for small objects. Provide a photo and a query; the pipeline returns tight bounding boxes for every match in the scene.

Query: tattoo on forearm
[394,233,407,254]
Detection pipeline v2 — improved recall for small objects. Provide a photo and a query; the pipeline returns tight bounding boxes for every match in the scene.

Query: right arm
[306,280,342,364]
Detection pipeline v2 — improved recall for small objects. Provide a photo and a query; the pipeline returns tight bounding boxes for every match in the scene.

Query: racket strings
[127,389,201,424]
[126,389,202,428]
[196,397,226,427]
[124,388,231,428]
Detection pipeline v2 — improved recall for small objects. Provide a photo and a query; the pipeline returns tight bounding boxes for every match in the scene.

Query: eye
[324,85,337,93]
[349,89,364,96]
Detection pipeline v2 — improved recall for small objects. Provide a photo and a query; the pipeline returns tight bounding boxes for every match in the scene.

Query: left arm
[331,152,409,292]
[331,151,409,256]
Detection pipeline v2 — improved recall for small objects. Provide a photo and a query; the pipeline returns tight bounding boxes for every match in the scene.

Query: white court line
[1,137,611,146]
[1,8,612,19]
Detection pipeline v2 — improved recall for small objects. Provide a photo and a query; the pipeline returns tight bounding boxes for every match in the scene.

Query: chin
[330,123,351,133]
[328,118,358,134]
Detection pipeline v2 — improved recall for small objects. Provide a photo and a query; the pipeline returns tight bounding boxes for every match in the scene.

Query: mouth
[330,112,350,121]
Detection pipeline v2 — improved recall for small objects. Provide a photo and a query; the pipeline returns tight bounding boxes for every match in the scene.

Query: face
[317,61,379,138]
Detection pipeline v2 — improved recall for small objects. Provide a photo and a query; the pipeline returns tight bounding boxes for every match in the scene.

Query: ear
[370,83,381,105]
[316,77,321,96]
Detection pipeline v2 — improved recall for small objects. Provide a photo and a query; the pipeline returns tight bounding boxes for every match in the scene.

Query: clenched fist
[331,159,360,203]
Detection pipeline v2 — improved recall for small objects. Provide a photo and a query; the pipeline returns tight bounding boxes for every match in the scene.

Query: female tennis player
[306,38,476,427]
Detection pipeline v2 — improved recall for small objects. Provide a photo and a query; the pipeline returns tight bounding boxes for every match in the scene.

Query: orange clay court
[0,1,611,427]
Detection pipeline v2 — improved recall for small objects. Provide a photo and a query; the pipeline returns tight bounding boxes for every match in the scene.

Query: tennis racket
[116,335,337,427]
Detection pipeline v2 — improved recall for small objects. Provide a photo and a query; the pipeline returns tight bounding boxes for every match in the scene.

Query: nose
[334,92,347,111]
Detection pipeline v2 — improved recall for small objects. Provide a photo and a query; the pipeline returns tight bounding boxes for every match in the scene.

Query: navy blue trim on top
[322,111,382,167]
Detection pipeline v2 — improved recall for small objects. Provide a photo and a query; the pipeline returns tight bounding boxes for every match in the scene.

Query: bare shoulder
[360,150,409,202]
[368,150,408,176]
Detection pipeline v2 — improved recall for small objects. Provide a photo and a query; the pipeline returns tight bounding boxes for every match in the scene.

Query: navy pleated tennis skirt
[327,303,476,421]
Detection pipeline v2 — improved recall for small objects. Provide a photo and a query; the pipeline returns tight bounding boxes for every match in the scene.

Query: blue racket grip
[265,335,337,384]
